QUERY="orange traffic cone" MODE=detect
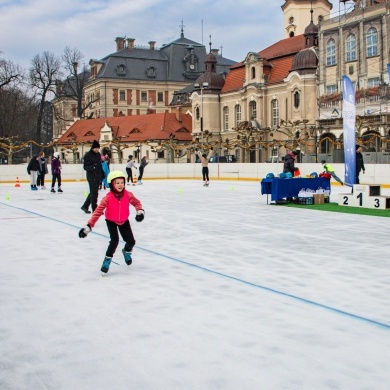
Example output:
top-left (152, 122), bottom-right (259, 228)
top-left (14, 177), bottom-right (21, 187)
top-left (133, 174), bottom-right (137, 186)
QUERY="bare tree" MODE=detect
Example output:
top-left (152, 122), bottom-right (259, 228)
top-left (60, 47), bottom-right (95, 118)
top-left (29, 51), bottom-right (61, 143)
top-left (0, 55), bottom-right (24, 89)
top-left (0, 88), bottom-right (37, 139)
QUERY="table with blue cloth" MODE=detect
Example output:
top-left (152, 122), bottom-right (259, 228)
top-left (261, 177), bottom-right (331, 203)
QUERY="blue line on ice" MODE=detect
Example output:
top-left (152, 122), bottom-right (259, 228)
top-left (2, 201), bottom-right (389, 330)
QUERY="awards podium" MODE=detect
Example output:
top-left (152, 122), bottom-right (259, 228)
top-left (338, 184), bottom-right (390, 210)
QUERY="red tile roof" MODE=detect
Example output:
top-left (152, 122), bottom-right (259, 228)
top-left (259, 35), bottom-right (305, 59)
top-left (221, 64), bottom-right (245, 93)
top-left (221, 35), bottom-right (306, 92)
top-left (57, 112), bottom-right (193, 144)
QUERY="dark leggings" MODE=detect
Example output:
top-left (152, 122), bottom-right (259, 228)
top-left (126, 167), bottom-right (133, 183)
top-left (37, 174), bottom-right (46, 186)
top-left (51, 173), bottom-right (61, 188)
top-left (105, 219), bottom-right (135, 258)
top-left (202, 167), bottom-right (209, 181)
top-left (138, 167), bottom-right (144, 181)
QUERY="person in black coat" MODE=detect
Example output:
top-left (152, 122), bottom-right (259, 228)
top-left (283, 151), bottom-right (299, 175)
top-left (81, 140), bottom-right (105, 213)
top-left (27, 155), bottom-right (40, 190)
top-left (356, 145), bottom-right (365, 184)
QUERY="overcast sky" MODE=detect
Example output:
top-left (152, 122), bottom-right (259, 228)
top-left (0, 0), bottom-right (287, 70)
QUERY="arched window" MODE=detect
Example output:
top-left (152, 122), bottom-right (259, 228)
top-left (235, 105), bottom-right (241, 127)
top-left (249, 101), bottom-right (257, 119)
top-left (345, 34), bottom-right (356, 62)
top-left (326, 39), bottom-right (336, 66)
top-left (293, 91), bottom-right (300, 109)
top-left (319, 133), bottom-right (336, 154)
top-left (251, 66), bottom-right (256, 79)
top-left (223, 107), bottom-right (229, 131)
top-left (271, 99), bottom-right (279, 128)
top-left (366, 27), bottom-right (378, 57)
top-left (195, 106), bottom-right (200, 121)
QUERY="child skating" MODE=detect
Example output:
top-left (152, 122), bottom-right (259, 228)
top-left (78, 170), bottom-right (145, 275)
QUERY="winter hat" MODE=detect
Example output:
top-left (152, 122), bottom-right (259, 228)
top-left (292, 151), bottom-right (298, 156)
top-left (356, 144), bottom-right (361, 150)
top-left (53, 152), bottom-right (60, 158)
top-left (321, 160), bottom-right (326, 164)
top-left (91, 140), bottom-right (100, 149)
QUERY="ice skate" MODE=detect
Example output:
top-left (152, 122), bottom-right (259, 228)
top-left (122, 248), bottom-right (132, 265)
top-left (101, 256), bottom-right (112, 274)
top-left (57, 187), bottom-right (63, 193)
top-left (51, 188), bottom-right (56, 193)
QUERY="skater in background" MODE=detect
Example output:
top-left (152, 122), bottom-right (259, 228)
top-left (137, 156), bottom-right (148, 184)
top-left (37, 152), bottom-right (48, 189)
top-left (283, 151), bottom-right (299, 176)
top-left (81, 140), bottom-right (104, 214)
top-left (27, 155), bottom-right (39, 190)
top-left (78, 170), bottom-right (145, 274)
top-left (126, 155), bottom-right (137, 185)
top-left (321, 160), bottom-right (343, 185)
top-left (356, 145), bottom-right (365, 184)
top-left (100, 155), bottom-right (110, 190)
top-left (196, 149), bottom-right (212, 186)
top-left (51, 152), bottom-right (63, 193)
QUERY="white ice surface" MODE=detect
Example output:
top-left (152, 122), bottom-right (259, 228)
top-left (0, 180), bottom-right (389, 390)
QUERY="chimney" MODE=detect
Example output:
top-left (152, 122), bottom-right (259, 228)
top-left (127, 38), bottom-right (135, 49)
top-left (148, 41), bottom-right (156, 50)
top-left (115, 37), bottom-right (125, 51)
top-left (176, 107), bottom-right (182, 123)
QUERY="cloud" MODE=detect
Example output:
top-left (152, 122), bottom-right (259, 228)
top-left (0, 0), bottom-right (284, 69)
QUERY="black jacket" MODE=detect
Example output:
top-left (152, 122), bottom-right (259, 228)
top-left (283, 153), bottom-right (297, 174)
top-left (356, 152), bottom-right (365, 173)
top-left (83, 149), bottom-right (105, 182)
top-left (27, 156), bottom-right (40, 174)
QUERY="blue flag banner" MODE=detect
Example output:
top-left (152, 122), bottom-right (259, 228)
top-left (342, 75), bottom-right (356, 187)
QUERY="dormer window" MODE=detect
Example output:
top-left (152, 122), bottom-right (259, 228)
top-left (146, 67), bottom-right (156, 78)
top-left (116, 64), bottom-right (126, 76)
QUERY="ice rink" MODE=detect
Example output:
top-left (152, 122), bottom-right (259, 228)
top-left (1, 179), bottom-right (389, 389)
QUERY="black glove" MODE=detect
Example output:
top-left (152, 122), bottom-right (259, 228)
top-left (79, 224), bottom-right (92, 238)
top-left (135, 209), bottom-right (145, 222)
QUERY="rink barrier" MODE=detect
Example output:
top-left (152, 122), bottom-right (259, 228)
top-left (1, 163), bottom-right (390, 187)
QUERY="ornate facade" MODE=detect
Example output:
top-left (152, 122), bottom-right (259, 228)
top-left (318, 0), bottom-right (390, 159)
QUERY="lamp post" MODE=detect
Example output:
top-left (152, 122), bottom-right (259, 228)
top-left (135, 144), bottom-right (141, 163)
top-left (380, 81), bottom-right (389, 151)
top-left (194, 82), bottom-right (209, 137)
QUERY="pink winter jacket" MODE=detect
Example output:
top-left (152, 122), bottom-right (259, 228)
top-left (88, 190), bottom-right (143, 227)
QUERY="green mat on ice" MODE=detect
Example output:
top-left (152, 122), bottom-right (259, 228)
top-left (276, 202), bottom-right (390, 218)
